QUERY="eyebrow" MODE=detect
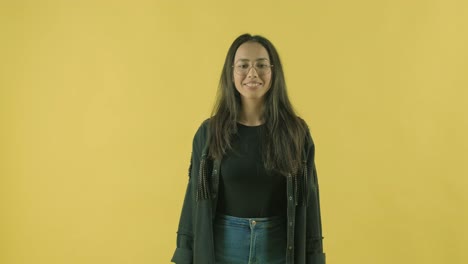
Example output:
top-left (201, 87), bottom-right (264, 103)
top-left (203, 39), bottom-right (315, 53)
top-left (236, 58), bottom-right (270, 62)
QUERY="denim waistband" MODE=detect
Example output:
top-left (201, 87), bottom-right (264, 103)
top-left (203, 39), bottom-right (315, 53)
top-left (214, 214), bottom-right (286, 229)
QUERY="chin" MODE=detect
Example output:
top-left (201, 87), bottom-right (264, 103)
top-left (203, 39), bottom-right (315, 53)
top-left (240, 93), bottom-right (267, 100)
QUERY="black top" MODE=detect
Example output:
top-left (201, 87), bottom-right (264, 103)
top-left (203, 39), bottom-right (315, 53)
top-left (217, 123), bottom-right (287, 218)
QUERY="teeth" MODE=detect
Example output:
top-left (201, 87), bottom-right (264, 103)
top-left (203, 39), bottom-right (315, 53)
top-left (245, 83), bottom-right (261, 87)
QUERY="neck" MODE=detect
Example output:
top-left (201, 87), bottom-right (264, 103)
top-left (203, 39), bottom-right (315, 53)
top-left (238, 99), bottom-right (264, 126)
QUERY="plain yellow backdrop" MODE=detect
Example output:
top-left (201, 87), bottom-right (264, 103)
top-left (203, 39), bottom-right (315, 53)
top-left (1, 0), bottom-right (467, 263)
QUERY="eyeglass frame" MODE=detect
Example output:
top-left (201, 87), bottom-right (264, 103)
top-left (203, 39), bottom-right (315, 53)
top-left (232, 59), bottom-right (274, 76)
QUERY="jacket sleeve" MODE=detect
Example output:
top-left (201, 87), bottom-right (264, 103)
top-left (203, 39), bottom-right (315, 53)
top-left (171, 165), bottom-right (194, 264)
top-left (171, 123), bottom-right (205, 264)
top-left (305, 131), bottom-right (326, 264)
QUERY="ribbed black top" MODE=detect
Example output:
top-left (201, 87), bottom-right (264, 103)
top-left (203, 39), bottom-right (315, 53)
top-left (217, 123), bottom-right (287, 218)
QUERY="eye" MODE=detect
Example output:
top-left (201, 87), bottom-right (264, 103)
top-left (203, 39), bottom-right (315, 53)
top-left (238, 63), bottom-right (249, 69)
top-left (257, 63), bottom-right (268, 69)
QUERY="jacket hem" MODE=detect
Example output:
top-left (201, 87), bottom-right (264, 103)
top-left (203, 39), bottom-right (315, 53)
top-left (171, 247), bottom-right (193, 264)
top-left (306, 252), bottom-right (326, 264)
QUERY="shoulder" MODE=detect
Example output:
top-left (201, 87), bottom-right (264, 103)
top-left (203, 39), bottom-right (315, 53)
top-left (192, 118), bottom-right (212, 154)
top-left (296, 116), bottom-right (315, 147)
top-left (296, 117), bottom-right (315, 163)
top-left (194, 118), bottom-right (211, 140)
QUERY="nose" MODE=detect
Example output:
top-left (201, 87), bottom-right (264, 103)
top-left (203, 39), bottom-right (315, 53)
top-left (247, 66), bottom-right (259, 78)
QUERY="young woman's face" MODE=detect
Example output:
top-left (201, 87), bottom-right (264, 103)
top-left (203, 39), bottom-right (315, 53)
top-left (233, 42), bottom-right (272, 101)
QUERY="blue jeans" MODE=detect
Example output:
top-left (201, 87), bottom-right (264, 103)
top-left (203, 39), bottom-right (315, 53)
top-left (213, 214), bottom-right (287, 264)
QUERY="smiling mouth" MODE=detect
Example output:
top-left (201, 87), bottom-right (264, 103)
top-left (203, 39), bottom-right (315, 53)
top-left (244, 82), bottom-right (262, 87)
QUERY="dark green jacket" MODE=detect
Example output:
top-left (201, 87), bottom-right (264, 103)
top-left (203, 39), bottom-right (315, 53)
top-left (171, 119), bottom-right (326, 264)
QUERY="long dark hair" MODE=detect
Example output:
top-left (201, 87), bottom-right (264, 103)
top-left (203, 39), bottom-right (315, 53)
top-left (209, 33), bottom-right (308, 176)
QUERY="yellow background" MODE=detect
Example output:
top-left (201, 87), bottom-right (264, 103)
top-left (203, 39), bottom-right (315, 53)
top-left (1, 0), bottom-right (467, 263)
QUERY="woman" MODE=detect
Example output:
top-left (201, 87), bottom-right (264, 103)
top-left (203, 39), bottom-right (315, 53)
top-left (171, 34), bottom-right (326, 264)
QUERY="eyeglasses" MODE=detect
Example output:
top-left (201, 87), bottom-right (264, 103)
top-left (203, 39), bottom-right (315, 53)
top-left (232, 60), bottom-right (273, 76)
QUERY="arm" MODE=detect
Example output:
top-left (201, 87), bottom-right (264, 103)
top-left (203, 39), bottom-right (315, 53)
top-left (171, 123), bottom-right (206, 264)
top-left (306, 131), bottom-right (326, 263)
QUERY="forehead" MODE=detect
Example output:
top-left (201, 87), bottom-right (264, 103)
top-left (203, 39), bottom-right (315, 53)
top-left (234, 42), bottom-right (270, 61)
